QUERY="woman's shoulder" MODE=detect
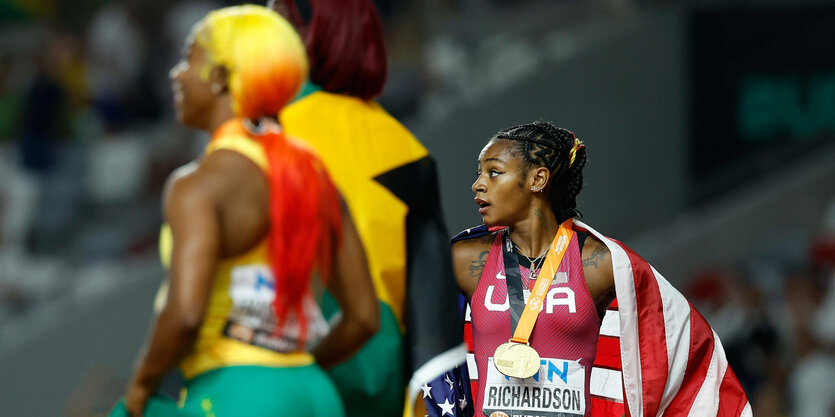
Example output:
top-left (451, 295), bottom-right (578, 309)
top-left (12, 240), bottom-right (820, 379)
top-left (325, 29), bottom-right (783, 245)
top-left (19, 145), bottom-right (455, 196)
top-left (451, 227), bottom-right (499, 296)
top-left (451, 226), bottom-right (498, 260)
top-left (207, 132), bottom-right (268, 171)
top-left (162, 161), bottom-right (198, 204)
top-left (163, 150), bottom-right (263, 209)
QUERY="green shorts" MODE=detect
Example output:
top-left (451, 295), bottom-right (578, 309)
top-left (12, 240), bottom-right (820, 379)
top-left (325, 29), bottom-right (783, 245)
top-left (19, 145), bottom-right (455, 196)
top-left (110, 365), bottom-right (345, 417)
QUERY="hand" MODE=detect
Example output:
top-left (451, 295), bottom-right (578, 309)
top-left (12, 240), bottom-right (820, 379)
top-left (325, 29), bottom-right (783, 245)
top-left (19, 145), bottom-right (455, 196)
top-left (124, 382), bottom-right (152, 417)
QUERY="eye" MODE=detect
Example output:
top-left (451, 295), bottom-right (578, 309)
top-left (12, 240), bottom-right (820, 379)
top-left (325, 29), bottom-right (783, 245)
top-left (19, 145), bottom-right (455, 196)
top-left (489, 169), bottom-right (502, 177)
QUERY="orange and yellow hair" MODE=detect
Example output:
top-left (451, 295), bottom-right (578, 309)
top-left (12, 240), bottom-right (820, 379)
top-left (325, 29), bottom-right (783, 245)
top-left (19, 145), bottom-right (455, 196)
top-left (194, 5), bottom-right (340, 344)
top-left (194, 4), bottom-right (308, 118)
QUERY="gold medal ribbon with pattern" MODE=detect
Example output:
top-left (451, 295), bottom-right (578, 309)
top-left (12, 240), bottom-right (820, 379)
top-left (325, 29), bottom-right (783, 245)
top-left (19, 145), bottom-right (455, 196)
top-left (493, 219), bottom-right (575, 378)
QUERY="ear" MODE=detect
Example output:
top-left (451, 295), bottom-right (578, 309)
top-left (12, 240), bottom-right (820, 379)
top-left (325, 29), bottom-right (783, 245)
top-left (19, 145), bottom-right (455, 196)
top-left (529, 166), bottom-right (550, 193)
top-left (208, 65), bottom-right (229, 95)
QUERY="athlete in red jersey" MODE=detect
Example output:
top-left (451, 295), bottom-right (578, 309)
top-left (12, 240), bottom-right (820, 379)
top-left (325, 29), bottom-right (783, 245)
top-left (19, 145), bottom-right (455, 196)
top-left (471, 226), bottom-right (602, 417)
top-left (452, 122), bottom-right (615, 417)
top-left (452, 122), bottom-right (752, 417)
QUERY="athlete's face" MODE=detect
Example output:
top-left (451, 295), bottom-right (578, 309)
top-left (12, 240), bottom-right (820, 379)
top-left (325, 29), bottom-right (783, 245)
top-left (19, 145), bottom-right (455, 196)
top-left (170, 37), bottom-right (216, 130)
top-left (472, 139), bottom-right (536, 227)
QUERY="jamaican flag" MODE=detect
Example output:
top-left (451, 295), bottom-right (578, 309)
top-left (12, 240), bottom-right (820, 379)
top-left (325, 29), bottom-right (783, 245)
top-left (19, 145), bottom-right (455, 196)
top-left (281, 88), bottom-right (466, 417)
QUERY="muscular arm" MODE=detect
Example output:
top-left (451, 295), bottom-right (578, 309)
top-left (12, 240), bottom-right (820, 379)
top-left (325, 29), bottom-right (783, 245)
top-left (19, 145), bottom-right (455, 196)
top-left (581, 237), bottom-right (616, 317)
top-left (125, 168), bottom-right (222, 415)
top-left (312, 200), bottom-right (379, 370)
top-left (451, 234), bottom-right (493, 301)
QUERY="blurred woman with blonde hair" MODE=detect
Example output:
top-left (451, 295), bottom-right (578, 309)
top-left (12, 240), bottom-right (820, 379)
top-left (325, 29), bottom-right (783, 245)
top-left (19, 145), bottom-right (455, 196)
top-left (111, 5), bottom-right (378, 416)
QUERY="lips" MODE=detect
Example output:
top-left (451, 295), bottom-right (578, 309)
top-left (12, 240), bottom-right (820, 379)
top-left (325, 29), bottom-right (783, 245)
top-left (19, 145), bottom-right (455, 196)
top-left (475, 198), bottom-right (490, 214)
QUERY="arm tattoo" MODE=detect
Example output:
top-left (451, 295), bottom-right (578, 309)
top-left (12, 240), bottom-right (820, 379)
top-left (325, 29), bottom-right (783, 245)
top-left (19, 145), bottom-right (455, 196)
top-left (469, 251), bottom-right (489, 279)
top-left (582, 246), bottom-right (608, 268)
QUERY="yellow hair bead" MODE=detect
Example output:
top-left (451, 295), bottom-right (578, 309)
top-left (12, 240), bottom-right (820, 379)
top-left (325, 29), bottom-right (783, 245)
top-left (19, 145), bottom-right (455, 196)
top-left (568, 137), bottom-right (584, 167)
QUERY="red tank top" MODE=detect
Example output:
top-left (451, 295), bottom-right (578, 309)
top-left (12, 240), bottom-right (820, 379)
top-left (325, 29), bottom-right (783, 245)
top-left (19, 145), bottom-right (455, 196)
top-left (470, 229), bottom-right (601, 417)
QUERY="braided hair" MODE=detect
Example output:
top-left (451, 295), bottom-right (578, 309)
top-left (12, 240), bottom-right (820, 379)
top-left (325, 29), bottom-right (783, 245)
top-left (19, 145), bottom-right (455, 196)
top-left (494, 121), bottom-right (587, 223)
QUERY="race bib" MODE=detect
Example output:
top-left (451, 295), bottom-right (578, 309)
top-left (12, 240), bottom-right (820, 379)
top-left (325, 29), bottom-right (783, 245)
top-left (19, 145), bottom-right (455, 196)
top-left (224, 264), bottom-right (328, 351)
top-left (483, 357), bottom-right (586, 417)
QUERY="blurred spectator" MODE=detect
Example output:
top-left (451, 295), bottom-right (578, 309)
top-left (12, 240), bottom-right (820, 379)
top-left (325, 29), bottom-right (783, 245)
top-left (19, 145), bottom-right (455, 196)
top-left (85, 0), bottom-right (147, 129)
top-left (19, 36), bottom-right (69, 172)
top-left (783, 268), bottom-right (833, 417)
top-left (0, 55), bottom-right (22, 142)
top-left (686, 266), bottom-right (785, 412)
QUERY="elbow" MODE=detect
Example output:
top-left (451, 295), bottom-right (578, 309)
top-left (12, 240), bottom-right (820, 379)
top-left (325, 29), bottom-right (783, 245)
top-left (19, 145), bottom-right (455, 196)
top-left (180, 313), bottom-right (203, 336)
top-left (162, 304), bottom-right (204, 338)
top-left (354, 303), bottom-right (380, 342)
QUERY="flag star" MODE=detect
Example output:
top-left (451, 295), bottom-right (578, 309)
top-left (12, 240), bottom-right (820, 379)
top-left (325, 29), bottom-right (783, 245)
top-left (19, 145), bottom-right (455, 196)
top-left (458, 396), bottom-right (468, 410)
top-left (421, 382), bottom-right (432, 399)
top-left (437, 398), bottom-right (455, 416)
top-left (444, 374), bottom-right (454, 390)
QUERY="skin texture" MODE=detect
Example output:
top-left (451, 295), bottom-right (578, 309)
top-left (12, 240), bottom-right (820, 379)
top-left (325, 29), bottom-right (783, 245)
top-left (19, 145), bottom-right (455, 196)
top-left (123, 36), bottom-right (378, 417)
top-left (452, 138), bottom-right (616, 317)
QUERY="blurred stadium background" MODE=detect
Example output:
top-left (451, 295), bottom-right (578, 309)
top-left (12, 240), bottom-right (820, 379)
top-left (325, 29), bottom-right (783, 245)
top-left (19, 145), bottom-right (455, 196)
top-left (0, 0), bottom-right (833, 415)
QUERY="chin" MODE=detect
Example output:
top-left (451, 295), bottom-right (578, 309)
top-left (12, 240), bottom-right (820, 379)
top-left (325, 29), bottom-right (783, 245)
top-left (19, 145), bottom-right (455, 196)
top-left (178, 113), bottom-right (204, 130)
top-left (481, 215), bottom-right (501, 228)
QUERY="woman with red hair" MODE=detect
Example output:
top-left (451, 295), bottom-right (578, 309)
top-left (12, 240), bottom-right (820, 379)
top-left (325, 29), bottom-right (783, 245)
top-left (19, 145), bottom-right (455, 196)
top-left (268, 1), bottom-right (466, 417)
top-left (112, 5), bottom-right (378, 416)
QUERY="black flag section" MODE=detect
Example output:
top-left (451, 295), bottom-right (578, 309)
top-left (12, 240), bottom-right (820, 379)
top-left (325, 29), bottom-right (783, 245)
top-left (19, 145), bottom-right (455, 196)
top-left (374, 156), bottom-right (464, 379)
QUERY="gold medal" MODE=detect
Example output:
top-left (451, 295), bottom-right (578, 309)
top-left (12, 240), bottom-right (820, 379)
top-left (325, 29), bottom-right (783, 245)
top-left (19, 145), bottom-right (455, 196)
top-left (494, 220), bottom-right (574, 379)
top-left (493, 341), bottom-right (541, 379)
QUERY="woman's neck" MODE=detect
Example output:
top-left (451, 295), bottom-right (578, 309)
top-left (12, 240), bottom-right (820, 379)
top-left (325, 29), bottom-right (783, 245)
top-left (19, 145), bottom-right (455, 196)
top-left (508, 206), bottom-right (559, 258)
top-left (205, 96), bottom-right (235, 133)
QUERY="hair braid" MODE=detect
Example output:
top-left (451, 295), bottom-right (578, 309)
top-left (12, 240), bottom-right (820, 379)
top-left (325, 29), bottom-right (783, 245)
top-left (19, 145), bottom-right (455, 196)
top-left (493, 121), bottom-right (586, 223)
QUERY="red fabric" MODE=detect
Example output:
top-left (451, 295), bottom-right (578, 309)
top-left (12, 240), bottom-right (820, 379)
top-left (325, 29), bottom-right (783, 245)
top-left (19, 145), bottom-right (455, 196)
top-left (463, 321), bottom-right (474, 351)
top-left (623, 245), bottom-right (669, 417)
top-left (660, 307), bottom-right (715, 416)
top-left (716, 367), bottom-right (750, 417)
top-left (593, 336), bottom-right (621, 370)
top-left (590, 397), bottom-right (625, 417)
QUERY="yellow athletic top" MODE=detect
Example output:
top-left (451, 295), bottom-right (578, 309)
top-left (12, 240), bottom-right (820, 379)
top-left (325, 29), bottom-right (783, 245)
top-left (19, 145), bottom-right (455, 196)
top-left (159, 123), bottom-right (324, 380)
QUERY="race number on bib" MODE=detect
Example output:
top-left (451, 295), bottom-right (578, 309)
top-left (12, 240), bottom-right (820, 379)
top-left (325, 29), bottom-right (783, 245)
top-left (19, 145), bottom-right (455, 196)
top-left (483, 357), bottom-right (586, 417)
top-left (224, 264), bottom-right (328, 351)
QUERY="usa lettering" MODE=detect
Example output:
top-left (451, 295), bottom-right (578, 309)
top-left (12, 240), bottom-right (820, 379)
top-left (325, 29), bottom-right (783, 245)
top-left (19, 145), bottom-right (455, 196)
top-left (485, 286), bottom-right (576, 313)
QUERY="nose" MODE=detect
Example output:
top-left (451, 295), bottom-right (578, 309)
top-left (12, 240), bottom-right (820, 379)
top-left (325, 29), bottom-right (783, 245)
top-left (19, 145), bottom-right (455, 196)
top-left (472, 174), bottom-right (486, 194)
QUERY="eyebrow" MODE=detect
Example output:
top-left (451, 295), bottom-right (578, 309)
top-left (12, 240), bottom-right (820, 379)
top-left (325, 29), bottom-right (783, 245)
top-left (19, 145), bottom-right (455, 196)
top-left (480, 157), bottom-right (504, 164)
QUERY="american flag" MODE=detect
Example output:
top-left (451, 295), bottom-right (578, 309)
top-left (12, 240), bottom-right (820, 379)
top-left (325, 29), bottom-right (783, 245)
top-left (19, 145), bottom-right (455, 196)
top-left (458, 220), bottom-right (751, 417)
top-left (421, 364), bottom-right (475, 417)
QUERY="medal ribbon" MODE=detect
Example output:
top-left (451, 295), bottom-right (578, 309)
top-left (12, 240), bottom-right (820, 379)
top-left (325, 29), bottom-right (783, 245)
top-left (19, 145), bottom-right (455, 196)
top-left (505, 219), bottom-right (574, 345)
top-left (501, 232), bottom-right (526, 334)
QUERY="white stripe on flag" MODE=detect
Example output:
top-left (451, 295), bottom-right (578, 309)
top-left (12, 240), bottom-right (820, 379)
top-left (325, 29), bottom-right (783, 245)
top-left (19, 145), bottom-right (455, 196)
top-left (740, 401), bottom-right (753, 417)
top-left (590, 367), bottom-right (624, 401)
top-left (687, 331), bottom-right (727, 417)
top-left (466, 353), bottom-right (478, 379)
top-left (574, 220), bottom-right (644, 417)
top-left (654, 265), bottom-right (692, 416)
top-left (600, 310), bottom-right (620, 337)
